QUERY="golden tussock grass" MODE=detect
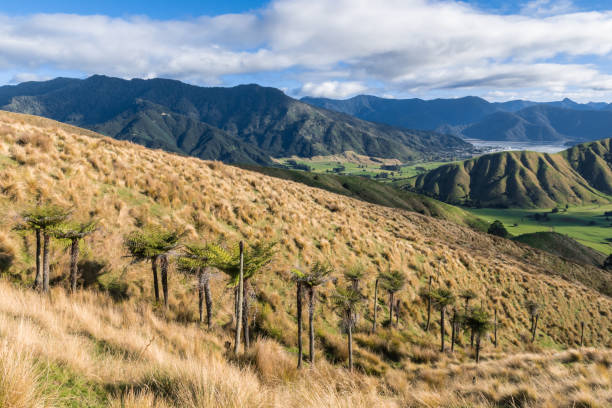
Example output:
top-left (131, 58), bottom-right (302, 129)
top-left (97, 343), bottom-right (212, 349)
top-left (0, 111), bottom-right (611, 406)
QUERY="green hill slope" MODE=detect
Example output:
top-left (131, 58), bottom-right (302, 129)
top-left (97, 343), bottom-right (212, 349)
top-left (407, 139), bottom-right (612, 208)
top-left (512, 232), bottom-right (606, 267)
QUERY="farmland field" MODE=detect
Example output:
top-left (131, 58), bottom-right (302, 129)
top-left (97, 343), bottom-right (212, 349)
top-left (276, 156), bottom-right (451, 182)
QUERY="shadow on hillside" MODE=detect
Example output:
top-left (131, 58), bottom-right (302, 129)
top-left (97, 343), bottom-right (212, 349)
top-left (78, 260), bottom-right (107, 288)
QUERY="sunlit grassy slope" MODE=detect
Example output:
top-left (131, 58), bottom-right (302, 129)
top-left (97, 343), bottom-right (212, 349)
top-left (468, 204), bottom-right (612, 254)
top-left (1, 110), bottom-right (612, 407)
top-left (239, 164), bottom-right (487, 231)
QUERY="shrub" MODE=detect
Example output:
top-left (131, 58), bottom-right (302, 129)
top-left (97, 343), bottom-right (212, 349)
top-left (488, 220), bottom-right (509, 238)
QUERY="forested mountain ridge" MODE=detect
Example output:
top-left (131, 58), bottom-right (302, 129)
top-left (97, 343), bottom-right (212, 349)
top-left (303, 95), bottom-right (612, 143)
top-left (0, 75), bottom-right (472, 165)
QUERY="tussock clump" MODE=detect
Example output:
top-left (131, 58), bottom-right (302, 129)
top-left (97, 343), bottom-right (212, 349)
top-left (0, 340), bottom-right (51, 408)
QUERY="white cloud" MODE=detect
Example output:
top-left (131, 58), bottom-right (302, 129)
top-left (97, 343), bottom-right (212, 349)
top-left (8, 72), bottom-right (52, 84)
top-left (1, 0), bottom-right (612, 101)
top-left (521, 0), bottom-right (576, 17)
top-left (300, 81), bottom-right (368, 98)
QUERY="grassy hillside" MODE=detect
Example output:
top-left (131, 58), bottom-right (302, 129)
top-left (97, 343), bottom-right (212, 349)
top-left (467, 204), bottom-right (612, 254)
top-left (408, 146), bottom-right (612, 208)
top-left (2, 111), bottom-right (612, 406)
top-left (239, 164), bottom-right (488, 230)
top-left (5, 281), bottom-right (612, 408)
top-left (512, 232), bottom-right (606, 268)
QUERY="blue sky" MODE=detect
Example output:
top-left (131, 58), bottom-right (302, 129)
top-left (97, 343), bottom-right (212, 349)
top-left (2, 0), bottom-right (612, 101)
top-left (3, 0), bottom-right (611, 18)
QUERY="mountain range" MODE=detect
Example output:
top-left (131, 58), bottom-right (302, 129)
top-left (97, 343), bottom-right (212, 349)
top-left (0, 75), bottom-right (471, 165)
top-left (406, 138), bottom-right (612, 208)
top-left (303, 95), bottom-right (612, 143)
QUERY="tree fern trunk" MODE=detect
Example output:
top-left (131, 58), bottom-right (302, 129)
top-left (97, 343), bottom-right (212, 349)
top-left (160, 255), bottom-right (169, 308)
top-left (348, 319), bottom-right (353, 372)
top-left (297, 281), bottom-right (303, 369)
top-left (532, 315), bottom-right (538, 343)
top-left (372, 278), bottom-right (378, 334)
top-left (389, 292), bottom-right (394, 325)
top-left (395, 299), bottom-right (400, 326)
top-left (494, 308), bottom-right (498, 348)
top-left (42, 231), bottom-right (50, 293)
top-left (440, 307), bottom-right (445, 352)
top-left (34, 229), bottom-right (42, 290)
top-left (308, 286), bottom-right (315, 365)
top-left (198, 268), bottom-right (204, 324)
top-left (234, 241), bottom-right (244, 355)
top-left (151, 256), bottom-right (160, 302)
top-left (243, 280), bottom-right (250, 351)
top-left (451, 309), bottom-right (456, 352)
top-left (426, 276), bottom-right (432, 331)
top-left (69, 238), bottom-right (79, 292)
top-left (203, 269), bottom-right (212, 330)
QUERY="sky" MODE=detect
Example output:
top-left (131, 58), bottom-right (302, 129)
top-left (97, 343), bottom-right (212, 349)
top-left (2, 0), bottom-right (612, 102)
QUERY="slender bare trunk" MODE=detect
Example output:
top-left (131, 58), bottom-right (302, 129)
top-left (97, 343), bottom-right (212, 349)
top-left (532, 315), bottom-right (538, 343)
top-left (395, 299), bottom-right (400, 326)
top-left (494, 308), bottom-right (498, 348)
top-left (42, 231), bottom-right (50, 293)
top-left (451, 308), bottom-right (456, 352)
top-left (348, 319), bottom-right (353, 372)
top-left (151, 256), bottom-right (160, 302)
top-left (440, 307), bottom-right (445, 352)
top-left (203, 270), bottom-right (212, 330)
top-left (426, 276), bottom-right (432, 331)
top-left (160, 255), bottom-right (169, 308)
top-left (308, 286), bottom-right (315, 365)
top-left (471, 327), bottom-right (475, 348)
top-left (243, 280), bottom-right (250, 352)
top-left (580, 322), bottom-right (584, 347)
top-left (69, 238), bottom-right (79, 292)
top-left (389, 292), bottom-right (394, 325)
top-left (34, 229), bottom-right (42, 290)
top-left (198, 268), bottom-right (204, 323)
top-left (234, 241), bottom-right (244, 354)
top-left (372, 278), bottom-right (378, 334)
top-left (476, 333), bottom-right (481, 363)
top-left (297, 281), bottom-right (303, 369)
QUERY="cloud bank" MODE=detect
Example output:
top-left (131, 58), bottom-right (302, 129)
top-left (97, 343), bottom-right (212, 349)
top-left (2, 0), bottom-right (612, 100)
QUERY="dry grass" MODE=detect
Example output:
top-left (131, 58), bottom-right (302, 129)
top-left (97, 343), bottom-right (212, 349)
top-left (0, 110), bottom-right (611, 406)
top-left (0, 280), bottom-right (611, 407)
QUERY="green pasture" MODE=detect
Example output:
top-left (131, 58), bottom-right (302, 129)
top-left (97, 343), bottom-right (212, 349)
top-left (467, 204), bottom-right (612, 254)
top-left (277, 158), bottom-right (450, 182)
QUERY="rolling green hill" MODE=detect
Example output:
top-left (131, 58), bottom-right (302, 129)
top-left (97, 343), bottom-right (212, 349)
top-left (512, 232), bottom-right (606, 267)
top-left (0, 75), bottom-right (473, 165)
top-left (407, 139), bottom-right (612, 208)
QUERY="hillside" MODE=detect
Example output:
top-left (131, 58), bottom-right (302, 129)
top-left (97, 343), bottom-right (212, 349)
top-left (2, 111), bottom-right (612, 406)
top-left (407, 140), bottom-right (612, 208)
top-left (0, 76), bottom-right (472, 165)
top-left (238, 165), bottom-right (488, 230)
top-left (303, 95), bottom-right (612, 143)
top-left (512, 232), bottom-right (606, 268)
